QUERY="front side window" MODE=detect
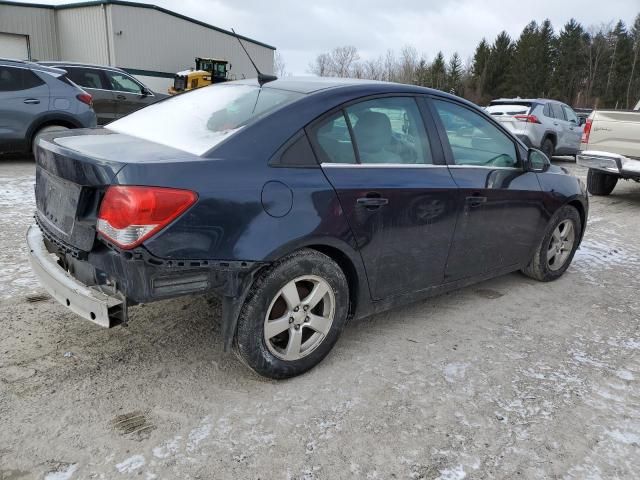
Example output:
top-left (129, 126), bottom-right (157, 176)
top-left (107, 84), bottom-right (303, 155)
top-left (0, 67), bottom-right (44, 92)
top-left (562, 106), bottom-right (578, 124)
top-left (345, 97), bottom-right (432, 164)
top-left (551, 103), bottom-right (565, 120)
top-left (106, 72), bottom-right (143, 94)
top-left (433, 99), bottom-right (519, 168)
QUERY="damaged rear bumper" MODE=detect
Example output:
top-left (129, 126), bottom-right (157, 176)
top-left (27, 225), bottom-right (126, 328)
top-left (27, 223), bottom-right (265, 349)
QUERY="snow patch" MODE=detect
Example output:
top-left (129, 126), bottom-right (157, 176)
top-left (187, 416), bottom-right (213, 452)
top-left (437, 465), bottom-right (466, 480)
top-left (443, 363), bottom-right (468, 383)
top-left (607, 429), bottom-right (640, 445)
top-left (115, 455), bottom-right (145, 473)
top-left (616, 369), bottom-right (634, 381)
top-left (44, 464), bottom-right (78, 480)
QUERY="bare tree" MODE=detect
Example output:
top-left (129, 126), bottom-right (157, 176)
top-left (308, 53), bottom-right (332, 76)
top-left (398, 45), bottom-right (419, 84)
top-left (384, 49), bottom-right (398, 82)
top-left (330, 46), bottom-right (360, 77)
top-left (273, 51), bottom-right (288, 77)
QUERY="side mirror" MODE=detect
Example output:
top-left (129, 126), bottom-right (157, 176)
top-left (141, 87), bottom-right (152, 97)
top-left (528, 148), bottom-right (550, 172)
top-left (578, 117), bottom-right (586, 126)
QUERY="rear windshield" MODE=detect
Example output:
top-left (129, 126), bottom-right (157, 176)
top-left (106, 84), bottom-right (303, 155)
top-left (486, 104), bottom-right (531, 116)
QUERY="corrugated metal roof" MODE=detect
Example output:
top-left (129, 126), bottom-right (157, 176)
top-left (0, 0), bottom-right (276, 50)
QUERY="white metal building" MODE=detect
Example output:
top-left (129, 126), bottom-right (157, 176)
top-left (0, 0), bottom-right (276, 91)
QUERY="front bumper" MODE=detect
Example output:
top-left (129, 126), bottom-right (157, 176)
top-left (577, 151), bottom-right (640, 178)
top-left (27, 225), bottom-right (126, 328)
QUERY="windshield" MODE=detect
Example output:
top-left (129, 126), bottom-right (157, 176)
top-left (106, 84), bottom-right (303, 155)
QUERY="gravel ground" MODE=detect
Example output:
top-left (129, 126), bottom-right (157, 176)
top-left (0, 158), bottom-right (639, 480)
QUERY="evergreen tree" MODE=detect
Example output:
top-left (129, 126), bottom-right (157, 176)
top-left (629, 14), bottom-right (640, 107)
top-left (447, 53), bottom-right (463, 94)
top-left (509, 21), bottom-right (541, 97)
top-left (605, 21), bottom-right (634, 108)
top-left (431, 51), bottom-right (447, 90)
top-left (470, 38), bottom-right (491, 102)
top-left (485, 31), bottom-right (514, 98)
top-left (551, 19), bottom-right (587, 104)
top-left (537, 19), bottom-right (556, 96)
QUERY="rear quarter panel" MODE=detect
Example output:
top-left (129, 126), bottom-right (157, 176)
top-left (582, 110), bottom-right (640, 158)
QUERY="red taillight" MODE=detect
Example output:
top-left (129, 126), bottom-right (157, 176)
top-left (581, 118), bottom-right (592, 144)
top-left (97, 186), bottom-right (197, 249)
top-left (514, 114), bottom-right (540, 124)
top-left (77, 93), bottom-right (93, 107)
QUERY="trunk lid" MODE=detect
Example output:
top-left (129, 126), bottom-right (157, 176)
top-left (34, 129), bottom-right (197, 252)
top-left (486, 103), bottom-right (532, 133)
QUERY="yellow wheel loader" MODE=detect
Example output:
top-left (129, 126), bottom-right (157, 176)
top-left (168, 57), bottom-right (231, 95)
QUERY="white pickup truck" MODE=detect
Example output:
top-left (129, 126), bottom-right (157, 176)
top-left (577, 101), bottom-right (640, 195)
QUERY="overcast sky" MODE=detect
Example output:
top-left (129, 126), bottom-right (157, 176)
top-left (20, 0), bottom-right (640, 74)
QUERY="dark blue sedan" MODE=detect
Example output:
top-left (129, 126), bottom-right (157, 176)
top-left (28, 77), bottom-right (588, 378)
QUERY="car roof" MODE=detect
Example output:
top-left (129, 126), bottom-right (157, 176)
top-left (491, 98), bottom-right (561, 104)
top-left (0, 58), bottom-right (68, 76)
top-left (230, 76), bottom-right (466, 100)
top-left (38, 61), bottom-right (126, 74)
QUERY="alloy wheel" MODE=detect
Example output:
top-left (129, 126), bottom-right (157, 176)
top-left (547, 220), bottom-right (575, 271)
top-left (263, 275), bottom-right (335, 361)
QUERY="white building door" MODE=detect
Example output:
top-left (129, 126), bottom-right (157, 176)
top-left (0, 33), bottom-right (29, 60)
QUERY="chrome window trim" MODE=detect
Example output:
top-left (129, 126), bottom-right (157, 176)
top-left (447, 165), bottom-right (522, 171)
top-left (322, 163), bottom-right (446, 168)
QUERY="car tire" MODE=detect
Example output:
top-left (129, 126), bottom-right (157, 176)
top-left (586, 169), bottom-right (618, 196)
top-left (541, 137), bottom-right (554, 159)
top-left (32, 125), bottom-right (69, 158)
top-left (233, 248), bottom-right (349, 379)
top-left (521, 205), bottom-right (581, 282)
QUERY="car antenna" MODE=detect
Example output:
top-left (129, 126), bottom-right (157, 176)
top-left (231, 28), bottom-right (277, 87)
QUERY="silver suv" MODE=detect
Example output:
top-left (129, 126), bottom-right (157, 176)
top-left (486, 98), bottom-right (582, 158)
top-left (0, 58), bottom-right (96, 155)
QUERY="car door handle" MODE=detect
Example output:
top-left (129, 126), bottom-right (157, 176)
top-left (465, 195), bottom-right (487, 207)
top-left (116, 94), bottom-right (126, 100)
top-left (23, 98), bottom-right (40, 104)
top-left (357, 195), bottom-right (389, 209)
top-left (553, 122), bottom-right (559, 126)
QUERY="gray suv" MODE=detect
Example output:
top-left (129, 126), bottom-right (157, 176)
top-left (39, 62), bottom-right (166, 125)
top-left (0, 58), bottom-right (96, 155)
top-left (486, 98), bottom-right (583, 158)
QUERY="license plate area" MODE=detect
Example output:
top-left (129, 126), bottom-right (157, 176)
top-left (36, 167), bottom-right (82, 235)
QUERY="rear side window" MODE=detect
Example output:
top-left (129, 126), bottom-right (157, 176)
top-left (0, 67), bottom-right (44, 92)
top-left (309, 111), bottom-right (357, 164)
top-left (551, 103), bottom-right (565, 120)
top-left (65, 68), bottom-right (107, 90)
top-left (107, 84), bottom-right (303, 155)
top-left (562, 106), bottom-right (579, 124)
top-left (345, 97), bottom-right (433, 164)
top-left (433, 99), bottom-right (519, 168)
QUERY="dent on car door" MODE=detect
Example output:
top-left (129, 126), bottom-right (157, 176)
top-left (104, 71), bottom-right (152, 118)
top-left (65, 67), bottom-right (116, 125)
top-left (0, 66), bottom-right (48, 150)
top-left (429, 98), bottom-right (545, 281)
top-left (309, 96), bottom-right (459, 300)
